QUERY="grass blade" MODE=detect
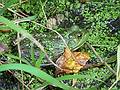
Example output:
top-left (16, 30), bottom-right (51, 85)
top-left (14, 16), bottom-right (36, 23)
top-left (117, 44), bottom-right (120, 80)
top-left (0, 63), bottom-right (79, 90)
top-left (35, 51), bottom-right (45, 68)
top-left (5, 54), bottom-right (31, 65)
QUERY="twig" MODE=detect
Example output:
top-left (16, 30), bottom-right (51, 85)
top-left (8, 8), bottom-right (25, 17)
top-left (17, 33), bottom-right (22, 58)
top-left (15, 10), bottom-right (24, 89)
top-left (86, 42), bottom-right (116, 75)
top-left (92, 44), bottom-right (109, 47)
top-left (26, 78), bottom-right (34, 87)
top-left (17, 10), bottom-right (29, 17)
top-left (13, 36), bottom-right (25, 45)
top-left (108, 80), bottom-right (118, 90)
top-left (14, 19), bottom-right (31, 23)
top-left (17, 31), bottom-right (24, 90)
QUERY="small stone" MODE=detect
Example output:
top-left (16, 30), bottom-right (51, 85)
top-left (0, 43), bottom-right (8, 53)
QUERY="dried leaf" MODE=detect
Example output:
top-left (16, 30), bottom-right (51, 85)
top-left (0, 30), bottom-right (11, 33)
top-left (56, 48), bottom-right (90, 74)
top-left (0, 22), bottom-right (11, 33)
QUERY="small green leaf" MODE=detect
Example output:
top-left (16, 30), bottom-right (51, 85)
top-left (5, 54), bottom-right (31, 65)
top-left (73, 32), bottom-right (89, 50)
top-left (35, 51), bottom-right (45, 68)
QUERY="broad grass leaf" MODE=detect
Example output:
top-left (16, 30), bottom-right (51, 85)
top-left (0, 64), bottom-right (79, 90)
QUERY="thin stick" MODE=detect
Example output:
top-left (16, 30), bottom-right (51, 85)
top-left (17, 32), bottom-right (24, 90)
top-left (86, 42), bottom-right (116, 75)
top-left (26, 78), bottom-right (34, 87)
top-left (108, 80), bottom-right (118, 90)
top-left (15, 12), bottom-right (24, 89)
